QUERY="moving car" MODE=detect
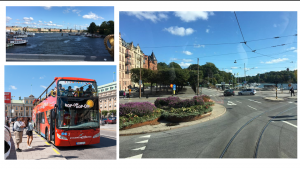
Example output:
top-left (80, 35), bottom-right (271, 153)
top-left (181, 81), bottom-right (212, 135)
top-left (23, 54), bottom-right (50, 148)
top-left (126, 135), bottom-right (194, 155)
top-left (238, 89), bottom-right (256, 95)
top-left (104, 117), bottom-right (116, 124)
top-left (135, 87), bottom-right (144, 92)
top-left (224, 89), bottom-right (235, 96)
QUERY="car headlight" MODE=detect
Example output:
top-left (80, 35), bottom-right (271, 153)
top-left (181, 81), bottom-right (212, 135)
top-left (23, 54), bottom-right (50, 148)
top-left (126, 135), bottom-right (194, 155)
top-left (57, 133), bottom-right (68, 140)
top-left (93, 132), bottom-right (100, 138)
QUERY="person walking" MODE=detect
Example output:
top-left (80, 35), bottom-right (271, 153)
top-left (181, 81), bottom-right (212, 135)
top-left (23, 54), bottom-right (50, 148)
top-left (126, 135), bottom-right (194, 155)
top-left (290, 87), bottom-right (294, 97)
top-left (26, 118), bottom-right (34, 149)
top-left (14, 117), bottom-right (25, 152)
top-left (123, 91), bottom-right (126, 99)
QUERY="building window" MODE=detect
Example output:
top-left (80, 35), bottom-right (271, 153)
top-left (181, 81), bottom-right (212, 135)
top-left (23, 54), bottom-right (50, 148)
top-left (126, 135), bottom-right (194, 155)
top-left (21, 107), bottom-right (23, 110)
top-left (26, 107), bottom-right (28, 110)
top-left (26, 101), bottom-right (28, 104)
top-left (16, 107), bottom-right (18, 110)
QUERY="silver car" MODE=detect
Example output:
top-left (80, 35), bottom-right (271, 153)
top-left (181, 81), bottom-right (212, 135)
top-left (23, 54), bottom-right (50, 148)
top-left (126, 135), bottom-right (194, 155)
top-left (238, 89), bottom-right (256, 95)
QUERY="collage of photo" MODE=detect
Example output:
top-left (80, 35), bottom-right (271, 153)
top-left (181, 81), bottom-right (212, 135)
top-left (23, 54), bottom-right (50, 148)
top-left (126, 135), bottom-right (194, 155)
top-left (3, 2), bottom-right (298, 168)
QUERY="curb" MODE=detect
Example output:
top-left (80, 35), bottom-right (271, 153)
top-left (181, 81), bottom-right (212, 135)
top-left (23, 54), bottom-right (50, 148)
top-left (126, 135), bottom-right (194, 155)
top-left (263, 97), bottom-right (285, 102)
top-left (120, 104), bottom-right (227, 136)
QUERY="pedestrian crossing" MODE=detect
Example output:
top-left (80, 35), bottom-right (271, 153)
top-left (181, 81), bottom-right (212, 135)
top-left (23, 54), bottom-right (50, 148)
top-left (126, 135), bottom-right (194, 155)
top-left (125, 135), bottom-right (151, 159)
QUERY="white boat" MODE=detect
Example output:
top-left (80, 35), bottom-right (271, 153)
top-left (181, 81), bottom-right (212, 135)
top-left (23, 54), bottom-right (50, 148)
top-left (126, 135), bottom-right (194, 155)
top-left (7, 38), bottom-right (28, 45)
top-left (27, 32), bottom-right (35, 37)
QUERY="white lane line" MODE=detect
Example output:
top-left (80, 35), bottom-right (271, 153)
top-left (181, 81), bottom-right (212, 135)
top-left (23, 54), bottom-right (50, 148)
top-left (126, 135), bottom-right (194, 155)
top-left (247, 105), bottom-right (257, 110)
top-left (248, 99), bottom-right (254, 101)
top-left (136, 140), bottom-right (148, 144)
top-left (236, 101), bottom-right (242, 103)
top-left (132, 146), bottom-right (146, 151)
top-left (253, 101), bottom-right (262, 104)
top-left (126, 154), bottom-right (143, 159)
top-left (282, 121), bottom-right (297, 128)
top-left (140, 135), bottom-right (151, 138)
top-left (288, 102), bottom-right (293, 103)
top-left (227, 101), bottom-right (236, 105)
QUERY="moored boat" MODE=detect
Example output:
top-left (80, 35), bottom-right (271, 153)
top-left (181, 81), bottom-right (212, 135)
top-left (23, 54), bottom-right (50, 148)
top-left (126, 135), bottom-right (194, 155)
top-left (7, 38), bottom-right (28, 45)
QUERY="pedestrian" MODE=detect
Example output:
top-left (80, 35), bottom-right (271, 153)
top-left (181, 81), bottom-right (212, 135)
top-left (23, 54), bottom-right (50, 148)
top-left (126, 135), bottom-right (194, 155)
top-left (123, 91), bottom-right (126, 99)
top-left (292, 87), bottom-right (295, 96)
top-left (13, 117), bottom-right (25, 152)
top-left (26, 118), bottom-right (34, 149)
top-left (290, 87), bottom-right (294, 97)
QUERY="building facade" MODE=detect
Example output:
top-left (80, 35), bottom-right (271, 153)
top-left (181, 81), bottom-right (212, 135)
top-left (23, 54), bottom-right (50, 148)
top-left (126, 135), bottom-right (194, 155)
top-left (98, 82), bottom-right (117, 113)
top-left (49, 28), bottom-right (60, 32)
top-left (143, 52), bottom-right (158, 70)
top-left (5, 95), bottom-right (36, 118)
top-left (119, 33), bottom-right (146, 90)
top-left (38, 28), bottom-right (49, 32)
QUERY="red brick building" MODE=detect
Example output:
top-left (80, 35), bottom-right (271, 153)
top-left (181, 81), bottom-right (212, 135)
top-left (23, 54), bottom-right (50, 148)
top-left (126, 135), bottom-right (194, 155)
top-left (143, 51), bottom-right (158, 70)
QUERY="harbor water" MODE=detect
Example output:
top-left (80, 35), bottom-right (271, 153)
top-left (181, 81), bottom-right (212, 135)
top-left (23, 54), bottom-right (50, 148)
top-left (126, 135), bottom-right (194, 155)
top-left (6, 33), bottom-right (111, 57)
top-left (238, 83), bottom-right (297, 90)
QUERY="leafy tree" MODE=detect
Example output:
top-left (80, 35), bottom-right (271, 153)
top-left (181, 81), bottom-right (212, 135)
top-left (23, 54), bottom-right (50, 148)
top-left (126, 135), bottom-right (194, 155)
top-left (157, 62), bottom-right (168, 70)
top-left (169, 62), bottom-right (182, 69)
top-left (109, 110), bottom-right (116, 116)
top-left (88, 22), bottom-right (97, 34)
top-left (101, 110), bottom-right (109, 117)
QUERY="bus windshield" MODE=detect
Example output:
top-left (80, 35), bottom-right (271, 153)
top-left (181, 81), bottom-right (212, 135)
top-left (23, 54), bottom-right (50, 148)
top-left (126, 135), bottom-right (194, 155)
top-left (57, 80), bottom-right (97, 97)
top-left (57, 97), bottom-right (99, 130)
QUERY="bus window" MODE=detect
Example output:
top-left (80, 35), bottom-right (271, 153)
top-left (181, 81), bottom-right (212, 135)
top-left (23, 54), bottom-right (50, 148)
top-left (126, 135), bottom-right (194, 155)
top-left (46, 110), bottom-right (51, 124)
top-left (42, 113), bottom-right (45, 124)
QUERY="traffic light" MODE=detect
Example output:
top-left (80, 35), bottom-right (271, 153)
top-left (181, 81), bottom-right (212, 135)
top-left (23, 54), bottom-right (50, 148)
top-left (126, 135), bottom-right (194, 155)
top-left (170, 84), bottom-right (173, 88)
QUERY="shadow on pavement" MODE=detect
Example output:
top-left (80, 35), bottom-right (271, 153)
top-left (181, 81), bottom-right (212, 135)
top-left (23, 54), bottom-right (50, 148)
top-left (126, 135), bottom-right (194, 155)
top-left (56, 137), bottom-right (116, 152)
top-left (36, 155), bottom-right (65, 160)
top-left (64, 156), bottom-right (79, 160)
top-left (272, 118), bottom-right (297, 121)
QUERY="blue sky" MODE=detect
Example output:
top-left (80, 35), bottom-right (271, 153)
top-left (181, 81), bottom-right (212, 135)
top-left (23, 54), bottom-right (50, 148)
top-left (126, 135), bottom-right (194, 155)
top-left (120, 11), bottom-right (297, 77)
top-left (5, 66), bottom-right (116, 99)
top-left (6, 6), bottom-right (114, 30)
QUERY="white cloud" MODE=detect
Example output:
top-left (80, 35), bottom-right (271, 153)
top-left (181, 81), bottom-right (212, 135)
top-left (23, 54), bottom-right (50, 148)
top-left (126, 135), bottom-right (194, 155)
top-left (125, 11), bottom-right (168, 23)
top-left (44, 6), bottom-right (51, 10)
top-left (40, 85), bottom-right (47, 89)
top-left (225, 69), bottom-right (233, 73)
top-left (49, 21), bottom-right (52, 23)
top-left (38, 20), bottom-right (42, 23)
top-left (179, 62), bottom-right (192, 68)
top-left (16, 19), bottom-right (19, 21)
top-left (6, 16), bottom-right (12, 23)
top-left (206, 29), bottom-right (210, 33)
top-left (174, 11), bottom-right (214, 22)
top-left (294, 50), bottom-right (297, 53)
top-left (194, 44), bottom-right (205, 48)
top-left (64, 8), bottom-right (71, 13)
top-left (288, 47), bottom-right (296, 50)
top-left (39, 76), bottom-right (45, 79)
top-left (265, 58), bottom-right (289, 64)
top-left (163, 26), bottom-right (194, 36)
top-left (182, 51), bottom-right (193, 55)
top-left (72, 9), bottom-right (81, 16)
top-left (82, 12), bottom-right (104, 20)
top-left (182, 59), bottom-right (193, 62)
top-left (9, 85), bottom-right (17, 90)
top-left (23, 17), bottom-right (34, 22)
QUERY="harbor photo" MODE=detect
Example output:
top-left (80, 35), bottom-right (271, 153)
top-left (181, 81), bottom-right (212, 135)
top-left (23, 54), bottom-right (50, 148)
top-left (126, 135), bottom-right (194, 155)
top-left (6, 6), bottom-right (114, 61)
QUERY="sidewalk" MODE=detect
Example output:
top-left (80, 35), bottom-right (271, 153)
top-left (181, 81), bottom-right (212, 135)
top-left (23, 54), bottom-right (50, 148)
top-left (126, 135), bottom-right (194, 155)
top-left (6, 125), bottom-right (66, 160)
top-left (120, 104), bottom-right (226, 136)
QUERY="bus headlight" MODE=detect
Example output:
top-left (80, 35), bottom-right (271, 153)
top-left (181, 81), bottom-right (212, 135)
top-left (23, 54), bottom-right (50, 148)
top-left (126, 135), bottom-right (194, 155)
top-left (93, 132), bottom-right (100, 138)
top-left (57, 133), bottom-right (68, 140)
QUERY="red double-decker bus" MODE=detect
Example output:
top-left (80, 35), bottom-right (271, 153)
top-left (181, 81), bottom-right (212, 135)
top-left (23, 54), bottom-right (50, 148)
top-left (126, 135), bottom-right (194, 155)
top-left (32, 77), bottom-right (100, 146)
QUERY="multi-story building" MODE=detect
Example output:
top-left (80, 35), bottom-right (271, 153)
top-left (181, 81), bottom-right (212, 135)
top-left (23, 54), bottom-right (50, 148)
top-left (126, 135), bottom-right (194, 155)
top-left (38, 28), bottom-right (49, 32)
top-left (144, 52), bottom-right (158, 70)
top-left (119, 33), bottom-right (146, 90)
top-left (49, 28), bottom-right (60, 32)
top-left (6, 26), bottom-right (22, 32)
top-left (23, 27), bottom-right (38, 32)
top-left (5, 95), bottom-right (36, 118)
top-left (98, 82), bottom-right (117, 114)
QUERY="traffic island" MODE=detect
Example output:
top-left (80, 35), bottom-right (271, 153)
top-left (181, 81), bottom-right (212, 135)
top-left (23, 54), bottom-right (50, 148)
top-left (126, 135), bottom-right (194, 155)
top-left (120, 95), bottom-right (226, 136)
top-left (263, 97), bottom-right (285, 102)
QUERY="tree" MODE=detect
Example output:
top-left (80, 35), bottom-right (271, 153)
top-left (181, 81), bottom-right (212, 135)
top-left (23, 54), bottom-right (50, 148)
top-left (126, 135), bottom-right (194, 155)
top-left (169, 62), bottom-right (182, 69)
top-left (88, 22), bottom-right (97, 34)
top-left (157, 62), bottom-right (168, 70)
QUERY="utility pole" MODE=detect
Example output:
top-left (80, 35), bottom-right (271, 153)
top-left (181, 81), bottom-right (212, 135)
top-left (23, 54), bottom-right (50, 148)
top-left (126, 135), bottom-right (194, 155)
top-left (197, 58), bottom-right (199, 95)
top-left (139, 55), bottom-right (142, 98)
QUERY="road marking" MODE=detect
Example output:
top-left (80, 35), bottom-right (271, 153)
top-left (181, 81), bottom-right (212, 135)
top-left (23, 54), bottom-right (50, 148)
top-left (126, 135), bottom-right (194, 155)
top-left (282, 121), bottom-right (297, 128)
top-left (126, 154), bottom-right (143, 159)
top-left (132, 146), bottom-right (146, 150)
top-left (236, 101), bottom-right (242, 103)
top-left (45, 142), bottom-right (50, 145)
top-left (52, 148), bottom-right (60, 155)
top-left (227, 101), bottom-right (236, 105)
top-left (288, 102), bottom-right (293, 103)
top-left (209, 95), bottom-right (212, 96)
top-left (136, 140), bottom-right (148, 144)
top-left (248, 99), bottom-right (261, 104)
top-left (248, 99), bottom-right (254, 101)
top-left (247, 105), bottom-right (257, 110)
top-left (140, 135), bottom-right (151, 138)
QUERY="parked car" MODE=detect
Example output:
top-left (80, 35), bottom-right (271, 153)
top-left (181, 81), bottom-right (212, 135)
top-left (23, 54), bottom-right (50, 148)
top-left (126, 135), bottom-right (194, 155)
top-left (119, 90), bottom-right (125, 97)
top-left (238, 89), bottom-right (256, 95)
top-left (101, 118), bottom-right (107, 124)
top-left (135, 87), bottom-right (144, 92)
top-left (224, 89), bottom-right (235, 96)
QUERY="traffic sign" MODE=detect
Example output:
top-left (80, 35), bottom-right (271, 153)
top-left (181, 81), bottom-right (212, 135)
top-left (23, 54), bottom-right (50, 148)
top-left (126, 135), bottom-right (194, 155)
top-left (288, 84), bottom-right (291, 87)
top-left (139, 80), bottom-right (142, 85)
top-left (173, 84), bottom-right (176, 90)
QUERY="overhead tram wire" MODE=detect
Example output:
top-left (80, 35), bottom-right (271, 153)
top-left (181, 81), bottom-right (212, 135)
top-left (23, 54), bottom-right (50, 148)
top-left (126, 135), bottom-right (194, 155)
top-left (233, 11), bottom-right (297, 64)
top-left (139, 34), bottom-right (297, 49)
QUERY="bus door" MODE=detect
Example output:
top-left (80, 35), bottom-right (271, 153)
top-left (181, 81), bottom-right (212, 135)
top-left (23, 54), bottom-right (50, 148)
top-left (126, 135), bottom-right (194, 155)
top-left (36, 113), bottom-right (40, 134)
top-left (50, 109), bottom-right (55, 141)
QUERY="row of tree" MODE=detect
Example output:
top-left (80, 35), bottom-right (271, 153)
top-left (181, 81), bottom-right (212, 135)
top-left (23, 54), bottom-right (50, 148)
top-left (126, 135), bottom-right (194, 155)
top-left (130, 61), bottom-right (297, 94)
top-left (87, 21), bottom-right (114, 35)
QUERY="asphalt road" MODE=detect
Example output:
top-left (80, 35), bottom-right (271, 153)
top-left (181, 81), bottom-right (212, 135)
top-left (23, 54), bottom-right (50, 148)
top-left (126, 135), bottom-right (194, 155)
top-left (119, 88), bottom-right (297, 158)
top-left (56, 124), bottom-right (116, 160)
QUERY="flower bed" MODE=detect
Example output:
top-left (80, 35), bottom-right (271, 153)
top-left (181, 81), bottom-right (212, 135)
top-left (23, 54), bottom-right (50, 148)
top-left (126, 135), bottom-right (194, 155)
top-left (119, 102), bottom-right (162, 130)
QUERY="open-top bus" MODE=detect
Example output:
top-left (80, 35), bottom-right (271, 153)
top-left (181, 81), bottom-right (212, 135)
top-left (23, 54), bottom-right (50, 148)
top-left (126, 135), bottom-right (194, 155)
top-left (32, 77), bottom-right (100, 146)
